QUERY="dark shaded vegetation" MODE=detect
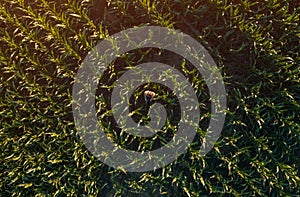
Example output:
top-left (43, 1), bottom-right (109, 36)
top-left (0, 0), bottom-right (299, 196)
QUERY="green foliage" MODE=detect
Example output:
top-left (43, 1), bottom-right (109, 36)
top-left (0, 0), bottom-right (299, 196)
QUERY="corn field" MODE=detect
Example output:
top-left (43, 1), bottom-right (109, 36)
top-left (0, 0), bottom-right (299, 196)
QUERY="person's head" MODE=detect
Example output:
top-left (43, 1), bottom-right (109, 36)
top-left (144, 90), bottom-right (156, 104)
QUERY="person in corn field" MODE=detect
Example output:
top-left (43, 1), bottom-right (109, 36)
top-left (144, 90), bottom-right (156, 104)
